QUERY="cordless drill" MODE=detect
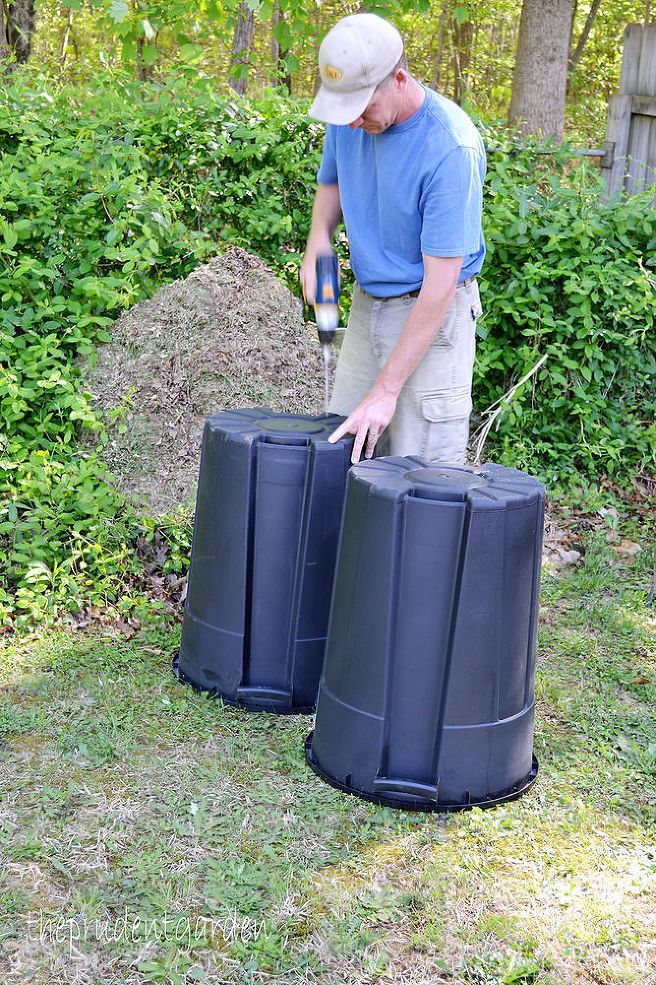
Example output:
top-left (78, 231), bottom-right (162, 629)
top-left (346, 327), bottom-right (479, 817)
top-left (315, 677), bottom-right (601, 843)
top-left (314, 253), bottom-right (340, 413)
top-left (314, 253), bottom-right (339, 346)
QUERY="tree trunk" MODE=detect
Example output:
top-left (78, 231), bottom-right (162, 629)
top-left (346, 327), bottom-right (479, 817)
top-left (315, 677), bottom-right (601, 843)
top-left (135, 35), bottom-right (149, 81)
top-left (6, 0), bottom-right (35, 63)
top-left (271, 2), bottom-right (291, 93)
top-left (568, 0), bottom-right (602, 86)
top-left (0, 0), bottom-right (10, 64)
top-left (431, 0), bottom-right (451, 90)
top-left (60, 6), bottom-right (73, 67)
top-left (570, 0), bottom-right (578, 44)
top-left (230, 0), bottom-right (255, 96)
top-left (271, 2), bottom-right (279, 75)
top-left (453, 15), bottom-right (474, 105)
top-left (508, 0), bottom-right (573, 140)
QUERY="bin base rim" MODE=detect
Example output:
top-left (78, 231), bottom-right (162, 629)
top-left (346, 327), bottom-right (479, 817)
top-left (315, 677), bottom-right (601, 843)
top-left (304, 731), bottom-right (538, 813)
top-left (172, 652), bottom-right (315, 715)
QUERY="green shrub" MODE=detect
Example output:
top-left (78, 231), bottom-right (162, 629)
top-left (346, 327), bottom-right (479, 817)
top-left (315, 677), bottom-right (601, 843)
top-left (120, 76), bottom-right (324, 285)
top-left (475, 129), bottom-right (656, 484)
top-left (0, 448), bottom-right (137, 624)
top-left (0, 72), bottom-right (212, 626)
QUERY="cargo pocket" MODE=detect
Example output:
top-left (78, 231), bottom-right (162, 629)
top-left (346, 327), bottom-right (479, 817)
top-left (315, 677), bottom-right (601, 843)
top-left (419, 387), bottom-right (473, 465)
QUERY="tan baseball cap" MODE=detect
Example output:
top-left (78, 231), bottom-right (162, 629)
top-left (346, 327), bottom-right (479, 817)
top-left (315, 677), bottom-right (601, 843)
top-left (309, 13), bottom-right (404, 126)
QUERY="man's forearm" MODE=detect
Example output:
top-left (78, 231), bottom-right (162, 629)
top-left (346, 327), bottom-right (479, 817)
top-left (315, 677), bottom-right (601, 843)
top-left (307, 182), bottom-right (342, 250)
top-left (301, 184), bottom-right (342, 303)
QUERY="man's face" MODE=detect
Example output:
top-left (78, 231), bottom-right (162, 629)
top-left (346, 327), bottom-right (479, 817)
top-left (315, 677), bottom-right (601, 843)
top-left (348, 73), bottom-right (403, 134)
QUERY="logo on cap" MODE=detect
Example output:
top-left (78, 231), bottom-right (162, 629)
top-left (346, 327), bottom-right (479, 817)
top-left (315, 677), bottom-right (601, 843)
top-left (322, 64), bottom-right (343, 82)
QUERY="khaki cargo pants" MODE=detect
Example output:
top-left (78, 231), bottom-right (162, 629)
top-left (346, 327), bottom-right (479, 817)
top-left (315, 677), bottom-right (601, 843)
top-left (329, 279), bottom-right (482, 464)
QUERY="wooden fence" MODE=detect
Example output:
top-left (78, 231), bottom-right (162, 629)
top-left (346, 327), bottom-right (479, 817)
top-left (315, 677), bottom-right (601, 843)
top-left (602, 23), bottom-right (656, 196)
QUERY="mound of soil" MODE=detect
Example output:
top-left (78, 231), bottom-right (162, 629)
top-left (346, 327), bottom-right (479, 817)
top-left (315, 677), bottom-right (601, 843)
top-left (84, 247), bottom-right (327, 515)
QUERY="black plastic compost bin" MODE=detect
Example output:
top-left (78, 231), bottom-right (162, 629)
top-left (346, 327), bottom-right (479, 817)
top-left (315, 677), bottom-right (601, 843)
top-left (174, 409), bottom-right (353, 713)
top-left (306, 458), bottom-right (544, 811)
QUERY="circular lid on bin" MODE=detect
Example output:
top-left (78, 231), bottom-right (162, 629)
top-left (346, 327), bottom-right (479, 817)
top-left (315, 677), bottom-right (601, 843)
top-left (405, 466), bottom-right (486, 502)
top-left (205, 409), bottom-right (352, 448)
top-left (349, 457), bottom-right (544, 510)
top-left (254, 417), bottom-right (326, 436)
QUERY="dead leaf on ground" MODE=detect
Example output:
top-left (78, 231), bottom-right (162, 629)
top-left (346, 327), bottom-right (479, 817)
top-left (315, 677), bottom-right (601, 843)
top-left (612, 539), bottom-right (641, 558)
top-left (556, 548), bottom-right (582, 565)
top-left (115, 620), bottom-right (139, 639)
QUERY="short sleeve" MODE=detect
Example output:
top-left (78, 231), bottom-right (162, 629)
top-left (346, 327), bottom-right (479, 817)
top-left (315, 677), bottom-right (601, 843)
top-left (420, 145), bottom-right (484, 257)
top-left (317, 125), bottom-right (338, 185)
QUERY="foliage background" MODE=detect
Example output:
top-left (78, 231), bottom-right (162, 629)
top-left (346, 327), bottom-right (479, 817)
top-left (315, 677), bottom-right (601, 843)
top-left (23, 0), bottom-right (655, 144)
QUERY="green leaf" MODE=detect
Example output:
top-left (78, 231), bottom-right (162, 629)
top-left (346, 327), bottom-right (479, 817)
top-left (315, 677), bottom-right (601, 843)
top-left (179, 43), bottom-right (204, 63)
top-left (121, 39), bottom-right (136, 61)
top-left (272, 18), bottom-right (292, 50)
top-left (282, 51), bottom-right (298, 74)
top-left (1, 226), bottom-right (18, 250)
top-left (141, 44), bottom-right (158, 66)
top-left (109, 0), bottom-right (129, 23)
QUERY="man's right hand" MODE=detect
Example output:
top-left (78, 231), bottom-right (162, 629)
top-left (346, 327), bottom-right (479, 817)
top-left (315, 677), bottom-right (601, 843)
top-left (301, 183), bottom-right (342, 306)
top-left (299, 249), bottom-right (320, 306)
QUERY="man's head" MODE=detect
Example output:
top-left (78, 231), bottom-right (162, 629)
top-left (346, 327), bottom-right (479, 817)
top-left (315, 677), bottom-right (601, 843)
top-left (310, 13), bottom-right (406, 129)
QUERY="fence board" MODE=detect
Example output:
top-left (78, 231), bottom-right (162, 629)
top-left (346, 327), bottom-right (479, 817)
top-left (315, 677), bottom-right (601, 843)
top-left (648, 116), bottom-right (656, 188)
top-left (632, 95), bottom-right (656, 115)
top-left (604, 93), bottom-right (633, 194)
top-left (604, 24), bottom-right (656, 197)
top-left (637, 24), bottom-right (656, 94)
top-left (627, 116), bottom-right (652, 193)
top-left (619, 24), bottom-right (644, 93)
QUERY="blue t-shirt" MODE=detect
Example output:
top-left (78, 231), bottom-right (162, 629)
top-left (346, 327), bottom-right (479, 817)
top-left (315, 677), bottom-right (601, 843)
top-left (317, 87), bottom-right (486, 296)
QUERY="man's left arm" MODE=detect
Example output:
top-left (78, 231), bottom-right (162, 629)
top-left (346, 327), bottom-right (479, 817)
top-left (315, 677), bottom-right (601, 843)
top-left (329, 254), bottom-right (463, 464)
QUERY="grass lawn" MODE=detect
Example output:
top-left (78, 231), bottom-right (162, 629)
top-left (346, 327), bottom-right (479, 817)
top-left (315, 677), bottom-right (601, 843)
top-left (0, 505), bottom-right (654, 984)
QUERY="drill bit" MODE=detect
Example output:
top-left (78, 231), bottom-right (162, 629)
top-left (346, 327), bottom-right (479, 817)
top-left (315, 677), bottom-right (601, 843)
top-left (322, 343), bottom-right (332, 414)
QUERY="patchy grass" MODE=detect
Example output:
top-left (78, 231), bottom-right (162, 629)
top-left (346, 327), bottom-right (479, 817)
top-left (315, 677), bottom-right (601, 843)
top-left (0, 506), bottom-right (654, 984)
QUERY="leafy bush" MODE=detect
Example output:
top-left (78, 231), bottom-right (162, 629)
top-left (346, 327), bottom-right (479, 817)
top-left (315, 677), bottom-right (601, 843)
top-left (0, 72), bottom-right (212, 625)
top-left (1, 72), bottom-right (654, 627)
top-left (122, 76), bottom-right (324, 285)
top-left (475, 129), bottom-right (655, 484)
top-left (19, 72), bottom-right (325, 286)
top-left (0, 72), bottom-right (327, 626)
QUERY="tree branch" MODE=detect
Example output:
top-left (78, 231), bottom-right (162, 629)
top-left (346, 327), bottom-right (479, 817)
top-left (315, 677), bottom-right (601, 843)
top-left (568, 0), bottom-right (602, 79)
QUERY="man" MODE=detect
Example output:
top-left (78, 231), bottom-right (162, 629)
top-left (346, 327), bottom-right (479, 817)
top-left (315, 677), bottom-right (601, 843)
top-left (300, 12), bottom-right (486, 466)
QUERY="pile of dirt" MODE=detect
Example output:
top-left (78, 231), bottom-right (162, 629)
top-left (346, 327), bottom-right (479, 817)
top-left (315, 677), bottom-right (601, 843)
top-left (84, 248), bottom-right (327, 515)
